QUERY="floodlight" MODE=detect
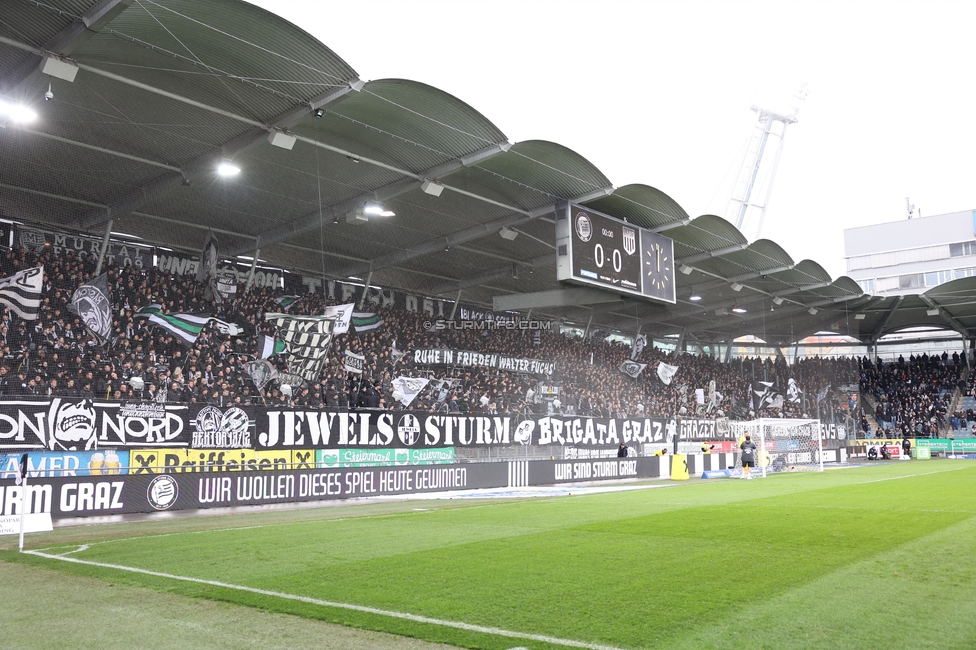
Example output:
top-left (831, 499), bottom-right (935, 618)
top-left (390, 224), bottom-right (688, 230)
top-left (679, 264), bottom-right (694, 275)
top-left (730, 282), bottom-right (744, 292)
top-left (808, 307), bottom-right (819, 315)
top-left (732, 305), bottom-right (747, 314)
top-left (363, 203), bottom-right (394, 217)
top-left (927, 308), bottom-right (940, 316)
top-left (772, 296), bottom-right (784, 305)
top-left (0, 100), bottom-right (37, 124)
top-left (499, 227), bottom-right (518, 241)
top-left (854, 313), bottom-right (866, 320)
top-left (313, 108), bottom-right (324, 118)
top-left (217, 162), bottom-right (240, 177)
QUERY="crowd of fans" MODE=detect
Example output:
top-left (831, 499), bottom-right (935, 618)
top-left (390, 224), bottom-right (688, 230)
top-left (0, 243), bottom-right (887, 430)
top-left (860, 352), bottom-right (965, 437)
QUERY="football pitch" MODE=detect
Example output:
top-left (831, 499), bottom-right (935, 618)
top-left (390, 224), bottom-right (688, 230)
top-left (3, 461), bottom-right (976, 650)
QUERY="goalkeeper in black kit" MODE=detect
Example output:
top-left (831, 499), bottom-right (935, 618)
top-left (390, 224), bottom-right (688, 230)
top-left (740, 435), bottom-right (758, 480)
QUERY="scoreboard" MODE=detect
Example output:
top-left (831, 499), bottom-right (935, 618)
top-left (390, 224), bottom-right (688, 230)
top-left (555, 204), bottom-right (676, 304)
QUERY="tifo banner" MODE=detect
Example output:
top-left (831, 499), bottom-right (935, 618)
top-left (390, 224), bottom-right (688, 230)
top-left (0, 398), bottom-right (790, 451)
top-left (413, 348), bottom-right (555, 375)
top-left (16, 225), bottom-right (152, 269)
top-left (0, 398), bottom-right (191, 450)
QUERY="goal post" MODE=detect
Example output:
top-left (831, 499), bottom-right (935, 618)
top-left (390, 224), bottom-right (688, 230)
top-left (729, 418), bottom-right (823, 477)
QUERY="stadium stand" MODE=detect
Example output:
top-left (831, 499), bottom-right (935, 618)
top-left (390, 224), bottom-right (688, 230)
top-left (0, 242), bottom-right (860, 428)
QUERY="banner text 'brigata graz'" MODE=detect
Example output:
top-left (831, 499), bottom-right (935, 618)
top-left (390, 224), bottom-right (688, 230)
top-left (0, 398), bottom-right (843, 451)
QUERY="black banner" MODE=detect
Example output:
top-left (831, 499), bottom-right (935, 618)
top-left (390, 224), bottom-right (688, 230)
top-left (0, 398), bottom-right (191, 450)
top-left (0, 398), bottom-right (751, 451)
top-left (413, 348), bottom-right (555, 375)
top-left (0, 458), bottom-right (671, 519)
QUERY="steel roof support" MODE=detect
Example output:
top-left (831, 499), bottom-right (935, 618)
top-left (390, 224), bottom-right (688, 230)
top-left (1, 0), bottom-right (131, 93)
top-left (919, 294), bottom-right (969, 337)
top-left (867, 296), bottom-right (905, 344)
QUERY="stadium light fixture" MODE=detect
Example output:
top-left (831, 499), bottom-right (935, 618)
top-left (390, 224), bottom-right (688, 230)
top-left (267, 129), bottom-right (297, 150)
top-left (0, 100), bottom-right (37, 124)
top-left (927, 308), bottom-right (940, 316)
top-left (808, 307), bottom-right (819, 315)
top-left (772, 296), bottom-right (784, 305)
top-left (499, 227), bottom-right (519, 241)
top-left (363, 203), bottom-right (395, 217)
top-left (679, 264), bottom-right (693, 275)
top-left (689, 288), bottom-right (702, 301)
top-left (854, 313), bottom-right (866, 320)
top-left (217, 161), bottom-right (240, 177)
top-left (421, 179), bottom-right (445, 197)
top-left (730, 282), bottom-right (744, 292)
top-left (732, 304), bottom-right (747, 314)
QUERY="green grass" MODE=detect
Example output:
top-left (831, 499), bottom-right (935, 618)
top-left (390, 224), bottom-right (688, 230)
top-left (4, 462), bottom-right (976, 649)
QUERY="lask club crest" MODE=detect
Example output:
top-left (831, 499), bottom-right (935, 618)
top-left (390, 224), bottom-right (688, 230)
top-left (622, 226), bottom-right (636, 256)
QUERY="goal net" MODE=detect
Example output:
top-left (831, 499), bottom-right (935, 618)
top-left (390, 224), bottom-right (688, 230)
top-left (728, 418), bottom-right (823, 477)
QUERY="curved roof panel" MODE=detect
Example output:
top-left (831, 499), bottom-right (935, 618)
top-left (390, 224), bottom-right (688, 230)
top-left (581, 183), bottom-right (690, 230)
top-left (473, 140), bottom-right (612, 201)
top-left (668, 214), bottom-right (747, 260)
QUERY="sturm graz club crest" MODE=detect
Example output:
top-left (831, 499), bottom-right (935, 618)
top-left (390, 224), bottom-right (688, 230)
top-left (397, 413), bottom-right (421, 446)
top-left (147, 474), bottom-right (179, 510)
top-left (622, 226), bottom-right (636, 256)
top-left (575, 212), bottom-right (592, 242)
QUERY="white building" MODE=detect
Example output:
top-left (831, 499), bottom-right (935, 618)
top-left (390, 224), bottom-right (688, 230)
top-left (844, 209), bottom-right (976, 296)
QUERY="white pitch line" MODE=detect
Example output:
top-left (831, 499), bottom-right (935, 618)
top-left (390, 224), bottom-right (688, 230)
top-left (25, 550), bottom-right (627, 650)
top-left (856, 466), bottom-right (969, 484)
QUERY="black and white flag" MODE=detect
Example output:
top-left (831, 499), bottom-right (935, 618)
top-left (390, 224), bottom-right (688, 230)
top-left (0, 266), bottom-right (42, 320)
top-left (214, 274), bottom-right (237, 304)
top-left (619, 360), bottom-right (647, 379)
top-left (264, 313), bottom-right (336, 384)
top-left (817, 383), bottom-right (831, 404)
top-left (69, 272), bottom-right (112, 344)
top-left (753, 381), bottom-right (784, 410)
top-left (392, 376), bottom-right (430, 407)
top-left (631, 334), bottom-right (647, 360)
top-left (323, 303), bottom-right (355, 334)
top-left (657, 361), bottom-right (679, 385)
top-left (390, 340), bottom-right (408, 366)
top-left (244, 359), bottom-right (278, 391)
top-left (343, 350), bottom-right (365, 374)
top-left (196, 232), bottom-right (219, 283)
top-left (787, 378), bottom-right (803, 403)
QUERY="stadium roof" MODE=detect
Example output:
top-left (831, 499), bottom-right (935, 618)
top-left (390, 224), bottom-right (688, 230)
top-left (3, 0), bottom-right (967, 349)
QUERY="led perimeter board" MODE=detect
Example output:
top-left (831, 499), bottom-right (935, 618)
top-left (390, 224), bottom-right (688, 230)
top-left (555, 204), bottom-right (676, 304)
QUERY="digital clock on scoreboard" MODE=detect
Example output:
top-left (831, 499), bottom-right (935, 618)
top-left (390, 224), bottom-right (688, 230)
top-left (555, 204), bottom-right (676, 303)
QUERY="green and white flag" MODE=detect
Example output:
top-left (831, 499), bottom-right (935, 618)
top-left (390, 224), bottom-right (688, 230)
top-left (276, 295), bottom-right (301, 311)
top-left (135, 305), bottom-right (242, 347)
top-left (135, 304), bottom-right (209, 347)
top-left (351, 311), bottom-right (383, 332)
top-left (255, 333), bottom-right (287, 359)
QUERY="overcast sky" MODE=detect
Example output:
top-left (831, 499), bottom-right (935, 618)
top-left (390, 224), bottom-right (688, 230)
top-left (250, 0), bottom-right (975, 279)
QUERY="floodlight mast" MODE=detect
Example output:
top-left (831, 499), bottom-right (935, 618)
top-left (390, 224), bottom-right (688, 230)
top-left (725, 85), bottom-right (806, 240)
